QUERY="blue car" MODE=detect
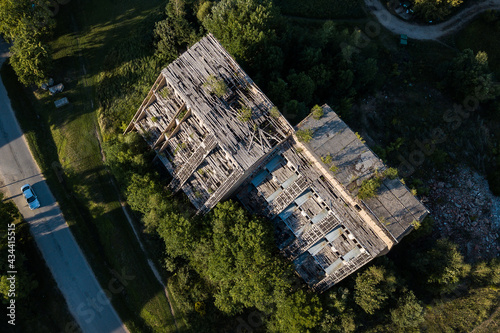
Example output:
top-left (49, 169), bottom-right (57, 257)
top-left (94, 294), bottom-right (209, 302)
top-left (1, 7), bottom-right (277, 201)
top-left (21, 184), bottom-right (41, 210)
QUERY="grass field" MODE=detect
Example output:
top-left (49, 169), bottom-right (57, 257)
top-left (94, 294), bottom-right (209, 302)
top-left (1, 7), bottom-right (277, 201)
top-left (423, 288), bottom-right (500, 332)
top-left (473, 303), bottom-right (500, 333)
top-left (275, 0), bottom-right (366, 19)
top-left (0, 0), bottom-right (177, 331)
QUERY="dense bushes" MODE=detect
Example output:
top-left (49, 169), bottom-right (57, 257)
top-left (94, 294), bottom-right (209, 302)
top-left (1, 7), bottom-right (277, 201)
top-left (104, 130), bottom-right (323, 331)
top-left (0, 0), bottom-right (55, 85)
top-left (413, 0), bottom-right (464, 21)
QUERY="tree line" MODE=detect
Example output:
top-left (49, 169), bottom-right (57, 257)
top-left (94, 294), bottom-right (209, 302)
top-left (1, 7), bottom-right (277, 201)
top-left (0, 0), bottom-right (55, 86)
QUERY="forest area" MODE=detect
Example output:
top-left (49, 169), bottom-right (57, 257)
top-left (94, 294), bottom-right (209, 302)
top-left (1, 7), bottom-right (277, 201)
top-left (1, 0), bottom-right (500, 332)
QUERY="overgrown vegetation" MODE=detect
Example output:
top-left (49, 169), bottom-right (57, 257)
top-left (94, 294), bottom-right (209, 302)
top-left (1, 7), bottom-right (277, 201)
top-left (413, 0), bottom-right (464, 21)
top-left (0, 0), bottom-right (54, 85)
top-left (237, 104), bottom-right (253, 122)
top-left (203, 74), bottom-right (228, 97)
top-left (321, 153), bottom-right (332, 165)
top-left (357, 175), bottom-right (383, 200)
top-left (4, 0), bottom-right (500, 332)
top-left (269, 106), bottom-right (281, 118)
top-left (296, 128), bottom-right (314, 143)
top-left (311, 104), bottom-right (324, 120)
top-left (357, 168), bottom-right (400, 199)
top-left (383, 167), bottom-right (399, 180)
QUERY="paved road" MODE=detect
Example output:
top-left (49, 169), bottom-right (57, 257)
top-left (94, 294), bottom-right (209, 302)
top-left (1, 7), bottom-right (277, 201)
top-left (365, 0), bottom-right (500, 40)
top-left (0, 42), bottom-right (128, 333)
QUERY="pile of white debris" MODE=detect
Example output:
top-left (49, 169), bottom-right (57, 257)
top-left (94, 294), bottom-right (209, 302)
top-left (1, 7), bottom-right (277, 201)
top-left (425, 165), bottom-right (500, 261)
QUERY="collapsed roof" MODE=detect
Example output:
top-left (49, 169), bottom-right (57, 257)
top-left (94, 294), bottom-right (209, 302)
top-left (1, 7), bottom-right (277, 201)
top-left (126, 34), bottom-right (428, 291)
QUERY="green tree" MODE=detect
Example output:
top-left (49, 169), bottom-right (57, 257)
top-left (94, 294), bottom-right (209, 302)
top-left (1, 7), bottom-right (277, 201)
top-left (0, 0), bottom-right (54, 85)
top-left (412, 239), bottom-right (470, 294)
top-left (104, 133), bottom-right (150, 183)
top-left (283, 99), bottom-right (307, 122)
top-left (287, 71), bottom-right (315, 104)
top-left (447, 49), bottom-right (499, 101)
top-left (338, 69), bottom-right (354, 92)
top-left (202, 0), bottom-right (276, 63)
top-left (354, 265), bottom-right (397, 315)
top-left (471, 259), bottom-right (500, 286)
top-left (157, 211), bottom-right (197, 257)
top-left (390, 290), bottom-right (424, 332)
top-left (154, 0), bottom-right (197, 63)
top-left (355, 58), bottom-right (378, 90)
top-left (413, 0), bottom-right (463, 21)
top-left (202, 201), bottom-right (291, 314)
top-left (268, 78), bottom-right (290, 107)
top-left (0, 0), bottom-right (54, 40)
top-left (308, 64), bottom-right (333, 97)
top-left (320, 288), bottom-right (356, 333)
top-left (9, 33), bottom-right (52, 86)
top-left (196, 1), bottom-right (213, 22)
top-left (0, 194), bottom-right (38, 303)
top-left (423, 287), bottom-right (498, 332)
top-left (269, 289), bottom-right (322, 333)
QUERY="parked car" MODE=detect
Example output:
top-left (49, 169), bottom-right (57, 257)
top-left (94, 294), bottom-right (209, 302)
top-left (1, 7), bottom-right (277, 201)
top-left (21, 184), bottom-right (41, 210)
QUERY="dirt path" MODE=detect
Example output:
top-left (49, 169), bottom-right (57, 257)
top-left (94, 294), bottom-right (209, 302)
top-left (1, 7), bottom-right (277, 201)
top-left (364, 0), bottom-right (500, 40)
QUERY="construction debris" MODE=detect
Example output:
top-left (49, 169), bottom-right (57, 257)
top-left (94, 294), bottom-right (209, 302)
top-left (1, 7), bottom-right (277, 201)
top-left (426, 166), bottom-right (500, 261)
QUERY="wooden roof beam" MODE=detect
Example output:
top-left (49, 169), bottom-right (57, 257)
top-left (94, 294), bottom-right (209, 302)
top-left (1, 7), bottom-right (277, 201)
top-left (124, 74), bottom-right (164, 133)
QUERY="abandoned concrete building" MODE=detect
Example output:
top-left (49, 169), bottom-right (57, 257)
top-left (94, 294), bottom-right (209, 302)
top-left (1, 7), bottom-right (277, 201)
top-left (125, 34), bottom-right (428, 292)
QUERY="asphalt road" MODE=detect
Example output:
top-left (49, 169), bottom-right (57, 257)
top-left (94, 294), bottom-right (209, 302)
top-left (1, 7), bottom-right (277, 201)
top-left (365, 0), bottom-right (500, 40)
top-left (0, 41), bottom-right (128, 333)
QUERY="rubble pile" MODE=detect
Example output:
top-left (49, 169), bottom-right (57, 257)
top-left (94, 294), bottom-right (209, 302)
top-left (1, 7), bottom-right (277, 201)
top-left (425, 166), bottom-right (500, 261)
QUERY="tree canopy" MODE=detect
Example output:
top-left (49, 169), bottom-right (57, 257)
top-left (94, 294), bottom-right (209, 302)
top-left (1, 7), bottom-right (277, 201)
top-left (0, 0), bottom-right (55, 85)
top-left (413, 0), bottom-right (463, 21)
top-left (412, 239), bottom-right (471, 294)
top-left (202, 0), bottom-right (277, 64)
top-left (447, 49), bottom-right (499, 101)
top-left (354, 265), bottom-right (397, 314)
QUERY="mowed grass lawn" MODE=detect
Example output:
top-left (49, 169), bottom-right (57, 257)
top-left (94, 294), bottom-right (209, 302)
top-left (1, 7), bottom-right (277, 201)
top-left (1, 0), bottom-right (176, 332)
